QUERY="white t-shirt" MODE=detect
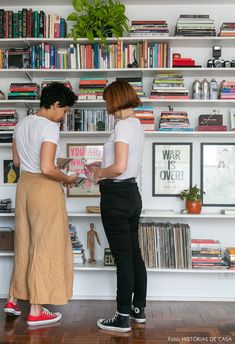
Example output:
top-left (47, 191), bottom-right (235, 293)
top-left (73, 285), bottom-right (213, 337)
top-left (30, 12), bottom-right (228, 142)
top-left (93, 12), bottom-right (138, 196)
top-left (14, 115), bottom-right (60, 173)
top-left (102, 117), bottom-right (144, 179)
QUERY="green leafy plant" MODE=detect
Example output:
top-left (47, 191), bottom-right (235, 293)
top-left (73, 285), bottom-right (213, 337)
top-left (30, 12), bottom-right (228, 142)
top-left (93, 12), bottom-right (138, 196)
top-left (178, 185), bottom-right (206, 202)
top-left (67, 0), bottom-right (129, 46)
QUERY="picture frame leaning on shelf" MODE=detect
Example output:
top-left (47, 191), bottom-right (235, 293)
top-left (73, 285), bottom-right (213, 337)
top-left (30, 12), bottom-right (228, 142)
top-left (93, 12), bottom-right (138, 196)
top-left (230, 109), bottom-right (235, 131)
top-left (200, 143), bottom-right (235, 206)
top-left (66, 143), bottom-right (103, 197)
top-left (152, 142), bottom-right (192, 197)
top-left (1, 159), bottom-right (20, 185)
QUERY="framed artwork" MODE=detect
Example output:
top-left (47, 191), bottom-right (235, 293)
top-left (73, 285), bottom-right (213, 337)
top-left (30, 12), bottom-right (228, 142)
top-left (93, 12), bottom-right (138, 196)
top-left (201, 143), bottom-right (235, 206)
top-left (152, 143), bottom-right (192, 197)
top-left (230, 109), bottom-right (235, 131)
top-left (2, 159), bottom-right (20, 185)
top-left (67, 143), bottom-right (103, 197)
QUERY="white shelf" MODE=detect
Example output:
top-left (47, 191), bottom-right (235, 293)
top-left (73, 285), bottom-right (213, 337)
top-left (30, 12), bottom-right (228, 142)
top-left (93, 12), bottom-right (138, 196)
top-left (0, 143), bottom-right (12, 147)
top-left (2, 68), bottom-right (235, 77)
top-left (3, 0), bottom-right (235, 4)
top-left (0, 252), bottom-right (14, 257)
top-left (60, 131), bottom-right (110, 137)
top-left (2, 211), bottom-right (235, 219)
top-left (3, 99), bottom-right (235, 107)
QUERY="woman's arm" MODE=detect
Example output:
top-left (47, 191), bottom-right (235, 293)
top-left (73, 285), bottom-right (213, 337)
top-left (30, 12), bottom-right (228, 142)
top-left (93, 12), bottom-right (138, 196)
top-left (93, 141), bottom-right (129, 181)
top-left (40, 141), bottom-right (78, 185)
top-left (12, 138), bottom-right (20, 167)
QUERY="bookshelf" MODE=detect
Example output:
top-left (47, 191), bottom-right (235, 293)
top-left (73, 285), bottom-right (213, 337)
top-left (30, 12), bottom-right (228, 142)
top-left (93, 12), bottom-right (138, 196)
top-left (0, 0), bottom-right (235, 301)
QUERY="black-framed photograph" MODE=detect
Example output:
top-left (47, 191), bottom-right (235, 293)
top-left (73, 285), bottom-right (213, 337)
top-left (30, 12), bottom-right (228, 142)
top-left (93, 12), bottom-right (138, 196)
top-left (152, 143), bottom-right (192, 197)
top-left (201, 143), bottom-right (235, 206)
top-left (2, 159), bottom-right (20, 185)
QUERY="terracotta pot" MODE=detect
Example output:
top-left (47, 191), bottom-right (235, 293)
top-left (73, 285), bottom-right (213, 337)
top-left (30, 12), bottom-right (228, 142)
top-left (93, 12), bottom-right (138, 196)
top-left (186, 200), bottom-right (202, 214)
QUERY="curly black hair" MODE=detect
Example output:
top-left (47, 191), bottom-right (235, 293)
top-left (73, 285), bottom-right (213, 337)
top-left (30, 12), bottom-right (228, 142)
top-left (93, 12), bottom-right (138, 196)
top-left (40, 82), bottom-right (77, 109)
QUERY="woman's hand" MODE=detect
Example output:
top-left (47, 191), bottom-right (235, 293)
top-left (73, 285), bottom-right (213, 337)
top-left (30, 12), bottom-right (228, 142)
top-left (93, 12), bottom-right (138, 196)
top-left (93, 168), bottom-right (102, 183)
top-left (62, 174), bottom-right (79, 187)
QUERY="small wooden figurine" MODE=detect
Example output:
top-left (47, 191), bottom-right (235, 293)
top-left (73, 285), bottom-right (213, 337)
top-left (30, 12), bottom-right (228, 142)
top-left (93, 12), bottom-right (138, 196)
top-left (87, 223), bottom-right (101, 264)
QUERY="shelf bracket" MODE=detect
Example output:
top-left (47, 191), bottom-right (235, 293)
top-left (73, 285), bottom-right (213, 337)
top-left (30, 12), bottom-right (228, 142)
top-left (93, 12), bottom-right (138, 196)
top-left (24, 71), bottom-right (32, 81)
top-left (25, 39), bottom-right (30, 48)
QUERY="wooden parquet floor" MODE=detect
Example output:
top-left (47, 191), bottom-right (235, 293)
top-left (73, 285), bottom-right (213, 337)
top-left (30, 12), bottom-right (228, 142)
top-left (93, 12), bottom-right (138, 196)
top-left (0, 300), bottom-right (235, 344)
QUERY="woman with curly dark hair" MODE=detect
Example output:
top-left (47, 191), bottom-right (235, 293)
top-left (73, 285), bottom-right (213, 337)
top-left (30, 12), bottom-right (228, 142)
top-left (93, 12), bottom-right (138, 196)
top-left (4, 83), bottom-right (77, 326)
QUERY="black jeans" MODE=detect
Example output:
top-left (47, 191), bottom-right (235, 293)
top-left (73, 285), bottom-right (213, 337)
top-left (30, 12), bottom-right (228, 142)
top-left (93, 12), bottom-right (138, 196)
top-left (100, 182), bottom-right (147, 314)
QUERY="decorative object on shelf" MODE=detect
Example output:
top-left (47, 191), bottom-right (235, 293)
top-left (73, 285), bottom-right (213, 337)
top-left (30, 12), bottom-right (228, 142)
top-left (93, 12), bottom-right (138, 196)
top-left (86, 206), bottom-right (100, 213)
top-left (67, 0), bottom-right (129, 46)
top-left (197, 110), bottom-right (227, 131)
top-left (87, 223), bottom-right (101, 264)
top-left (67, 143), bottom-right (103, 197)
top-left (178, 185), bottom-right (205, 214)
top-left (152, 142), bottom-right (192, 197)
top-left (201, 143), bottom-right (235, 206)
top-left (172, 52), bottom-right (198, 68)
top-left (127, 50), bottom-right (138, 68)
top-left (104, 248), bottom-right (115, 266)
top-left (0, 227), bottom-right (14, 251)
top-left (2, 160), bottom-right (20, 185)
top-left (230, 109), bottom-right (235, 130)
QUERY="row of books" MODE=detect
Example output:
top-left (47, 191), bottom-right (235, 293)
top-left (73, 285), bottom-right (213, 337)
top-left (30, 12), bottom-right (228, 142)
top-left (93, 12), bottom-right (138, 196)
top-left (175, 14), bottom-right (216, 37)
top-left (78, 78), bottom-right (107, 100)
top-left (0, 42), bottom-right (169, 69)
top-left (8, 83), bottom-right (40, 100)
top-left (0, 109), bottom-right (18, 130)
top-left (139, 222), bottom-right (192, 269)
top-left (60, 109), bottom-right (115, 132)
top-left (0, 9), bottom-right (67, 38)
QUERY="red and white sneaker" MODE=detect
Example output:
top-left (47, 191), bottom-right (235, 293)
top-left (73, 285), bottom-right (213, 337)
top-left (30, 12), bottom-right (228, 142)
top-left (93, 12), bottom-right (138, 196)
top-left (4, 301), bottom-right (21, 316)
top-left (27, 308), bottom-right (62, 326)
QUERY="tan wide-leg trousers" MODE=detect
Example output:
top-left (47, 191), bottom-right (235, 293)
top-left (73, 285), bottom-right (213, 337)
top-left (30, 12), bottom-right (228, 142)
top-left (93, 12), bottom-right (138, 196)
top-left (9, 172), bottom-right (74, 305)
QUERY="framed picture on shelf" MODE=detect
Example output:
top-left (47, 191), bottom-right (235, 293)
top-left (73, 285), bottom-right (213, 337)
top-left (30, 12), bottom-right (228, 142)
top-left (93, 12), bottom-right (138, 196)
top-left (152, 143), bottom-right (192, 197)
top-left (201, 143), bottom-right (235, 206)
top-left (1, 159), bottom-right (20, 185)
top-left (230, 109), bottom-right (235, 131)
top-left (67, 143), bottom-right (103, 197)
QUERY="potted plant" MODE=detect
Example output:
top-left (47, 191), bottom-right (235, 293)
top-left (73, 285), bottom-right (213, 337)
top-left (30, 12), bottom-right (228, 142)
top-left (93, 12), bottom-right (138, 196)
top-left (178, 185), bottom-right (205, 214)
top-left (67, 0), bottom-right (129, 46)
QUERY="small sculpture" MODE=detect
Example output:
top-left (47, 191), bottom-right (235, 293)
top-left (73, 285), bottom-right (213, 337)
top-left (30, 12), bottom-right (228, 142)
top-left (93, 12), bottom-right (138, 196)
top-left (87, 223), bottom-right (101, 264)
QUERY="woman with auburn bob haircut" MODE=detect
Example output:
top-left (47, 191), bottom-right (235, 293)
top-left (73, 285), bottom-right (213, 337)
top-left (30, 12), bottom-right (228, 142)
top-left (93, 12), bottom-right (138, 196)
top-left (87, 80), bottom-right (147, 332)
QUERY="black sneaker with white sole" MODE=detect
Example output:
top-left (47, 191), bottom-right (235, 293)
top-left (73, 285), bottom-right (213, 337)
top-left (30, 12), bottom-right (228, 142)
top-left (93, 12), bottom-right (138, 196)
top-left (97, 311), bottom-right (131, 332)
top-left (130, 306), bottom-right (146, 323)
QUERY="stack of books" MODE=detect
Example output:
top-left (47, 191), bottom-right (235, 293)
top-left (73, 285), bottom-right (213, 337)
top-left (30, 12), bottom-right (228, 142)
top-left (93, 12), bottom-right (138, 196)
top-left (69, 224), bottom-right (86, 264)
top-left (150, 73), bottom-right (189, 99)
top-left (8, 83), bottom-right (40, 100)
top-left (224, 247), bottom-right (235, 269)
top-left (219, 23), bottom-right (235, 37)
top-left (0, 110), bottom-right (18, 131)
top-left (138, 222), bottom-right (192, 269)
top-left (175, 14), bottom-right (216, 36)
top-left (130, 20), bottom-right (169, 37)
top-left (158, 110), bottom-right (193, 131)
top-left (191, 239), bottom-right (228, 269)
top-left (116, 77), bottom-right (146, 98)
top-left (219, 81), bottom-right (235, 100)
top-left (0, 198), bottom-right (13, 213)
top-left (78, 77), bottom-right (107, 100)
top-left (134, 106), bottom-right (155, 131)
top-left (172, 53), bottom-right (199, 68)
top-left (0, 9), bottom-right (67, 38)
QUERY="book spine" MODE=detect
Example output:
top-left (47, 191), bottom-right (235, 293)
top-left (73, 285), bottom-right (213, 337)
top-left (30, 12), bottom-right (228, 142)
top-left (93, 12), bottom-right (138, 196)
top-left (22, 8), bottom-right (27, 38)
top-left (18, 10), bottom-right (23, 38)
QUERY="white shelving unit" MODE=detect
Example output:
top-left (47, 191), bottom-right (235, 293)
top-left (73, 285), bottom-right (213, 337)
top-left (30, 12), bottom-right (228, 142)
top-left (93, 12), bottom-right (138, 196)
top-left (1, 0), bottom-right (235, 301)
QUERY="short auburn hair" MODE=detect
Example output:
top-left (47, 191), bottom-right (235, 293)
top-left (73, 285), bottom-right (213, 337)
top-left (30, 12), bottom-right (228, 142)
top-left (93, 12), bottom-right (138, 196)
top-left (103, 80), bottom-right (141, 114)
